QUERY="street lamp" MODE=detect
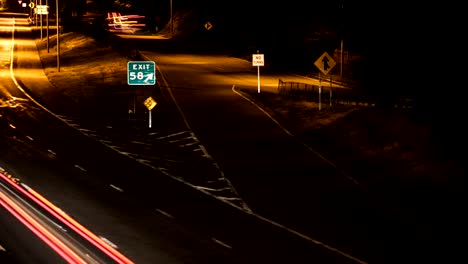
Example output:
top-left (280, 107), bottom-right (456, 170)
top-left (170, 0), bottom-right (173, 35)
top-left (40, 0), bottom-right (42, 40)
top-left (56, 0), bottom-right (60, 72)
top-left (46, 0), bottom-right (49, 52)
top-left (339, 0), bottom-right (344, 80)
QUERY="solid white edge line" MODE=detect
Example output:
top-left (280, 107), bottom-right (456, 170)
top-left (9, 18), bottom-right (55, 117)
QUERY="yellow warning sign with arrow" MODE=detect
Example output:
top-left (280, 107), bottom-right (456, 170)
top-left (314, 51), bottom-right (336, 75)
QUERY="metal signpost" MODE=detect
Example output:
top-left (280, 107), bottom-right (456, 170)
top-left (35, 0), bottom-right (37, 28)
top-left (314, 51), bottom-right (336, 111)
top-left (143, 96), bottom-right (157, 128)
top-left (252, 52), bottom-right (264, 93)
top-left (29, 2), bottom-right (34, 17)
top-left (128, 61), bottom-right (157, 122)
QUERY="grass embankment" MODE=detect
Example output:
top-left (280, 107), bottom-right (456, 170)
top-left (240, 89), bottom-right (464, 219)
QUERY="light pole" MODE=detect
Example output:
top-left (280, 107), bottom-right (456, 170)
top-left (339, 0), bottom-right (344, 80)
top-left (56, 0), bottom-right (60, 72)
top-left (35, 0), bottom-right (37, 28)
top-left (170, 0), bottom-right (173, 35)
top-left (40, 0), bottom-right (42, 40)
top-left (46, 0), bottom-right (49, 52)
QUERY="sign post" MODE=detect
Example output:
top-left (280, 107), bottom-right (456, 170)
top-left (35, 0), bottom-right (37, 28)
top-left (319, 73), bottom-right (322, 111)
top-left (252, 51), bottom-right (264, 93)
top-left (29, 2), bottom-right (34, 17)
top-left (314, 51), bottom-right (336, 111)
top-left (330, 75), bottom-right (333, 107)
top-left (143, 96), bottom-right (157, 128)
top-left (128, 61), bottom-right (156, 117)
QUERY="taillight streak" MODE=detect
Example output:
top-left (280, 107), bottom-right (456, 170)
top-left (0, 172), bottom-right (134, 264)
top-left (0, 190), bottom-right (87, 264)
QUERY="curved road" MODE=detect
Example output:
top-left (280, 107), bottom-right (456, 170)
top-left (141, 51), bottom-right (386, 264)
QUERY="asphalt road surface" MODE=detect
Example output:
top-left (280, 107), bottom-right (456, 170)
top-left (139, 50), bottom-right (382, 263)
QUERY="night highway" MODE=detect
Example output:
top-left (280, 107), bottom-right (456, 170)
top-left (0, 13), bottom-right (365, 264)
top-left (1, 1), bottom-right (465, 263)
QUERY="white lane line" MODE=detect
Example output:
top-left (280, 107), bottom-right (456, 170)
top-left (74, 164), bottom-right (87, 172)
top-left (155, 131), bottom-right (189, 140)
top-left (99, 236), bottom-right (118, 249)
top-left (50, 220), bottom-right (67, 232)
top-left (48, 149), bottom-right (56, 156)
top-left (155, 208), bottom-right (174, 219)
top-left (109, 184), bottom-right (124, 192)
top-left (212, 238), bottom-right (232, 249)
top-left (195, 186), bottom-right (232, 192)
top-left (169, 136), bottom-right (193, 143)
top-left (78, 128), bottom-right (97, 133)
top-left (180, 141), bottom-right (197, 147)
top-left (232, 85), bottom-right (361, 186)
top-left (130, 141), bottom-right (152, 146)
top-left (216, 197), bottom-right (241, 201)
top-left (128, 153), bottom-right (179, 162)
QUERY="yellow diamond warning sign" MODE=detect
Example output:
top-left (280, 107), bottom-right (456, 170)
top-left (143, 96), bottom-right (157, 111)
top-left (314, 52), bottom-right (336, 75)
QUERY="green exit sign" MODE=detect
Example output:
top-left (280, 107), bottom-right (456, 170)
top-left (127, 61), bottom-right (156, 85)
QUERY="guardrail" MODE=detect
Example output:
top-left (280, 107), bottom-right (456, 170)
top-left (278, 79), bottom-right (415, 109)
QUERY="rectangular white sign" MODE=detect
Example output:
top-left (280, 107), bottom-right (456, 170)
top-left (252, 54), bottom-right (264, 66)
top-left (35, 5), bottom-right (49, 15)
